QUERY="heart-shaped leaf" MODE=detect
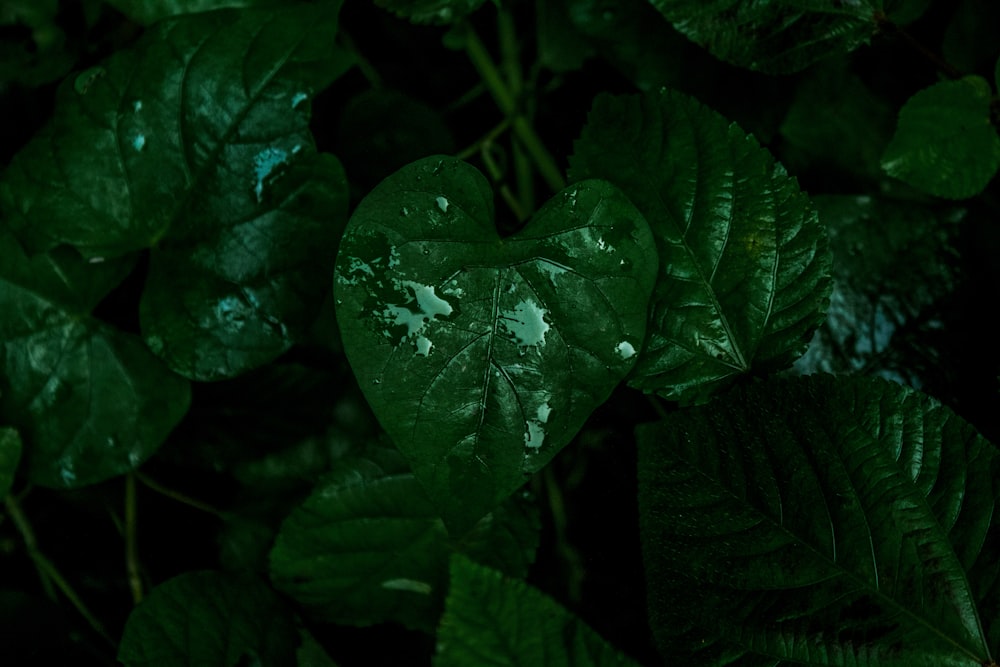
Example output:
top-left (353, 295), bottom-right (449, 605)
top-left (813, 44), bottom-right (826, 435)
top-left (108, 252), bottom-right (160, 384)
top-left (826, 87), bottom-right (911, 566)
top-left (334, 156), bottom-right (657, 532)
top-left (0, 5), bottom-right (352, 381)
top-left (570, 90), bottom-right (832, 404)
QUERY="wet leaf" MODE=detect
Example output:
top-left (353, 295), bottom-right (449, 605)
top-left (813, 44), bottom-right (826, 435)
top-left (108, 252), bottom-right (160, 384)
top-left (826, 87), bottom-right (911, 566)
top-left (104, 0), bottom-right (273, 25)
top-left (637, 375), bottom-right (999, 666)
top-left (269, 449), bottom-right (540, 632)
top-left (570, 90), bottom-right (831, 404)
top-left (0, 229), bottom-right (189, 489)
top-left (0, 5), bottom-right (352, 381)
top-left (881, 76), bottom-right (1000, 199)
top-left (118, 571), bottom-right (298, 667)
top-left (334, 156), bottom-right (657, 531)
top-left (647, 0), bottom-right (879, 74)
top-left (435, 555), bottom-right (641, 666)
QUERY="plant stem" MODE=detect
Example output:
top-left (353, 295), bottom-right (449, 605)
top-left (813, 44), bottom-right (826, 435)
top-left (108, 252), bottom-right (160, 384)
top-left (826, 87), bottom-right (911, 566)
top-left (134, 471), bottom-right (229, 520)
top-left (498, 6), bottom-right (536, 215)
top-left (4, 494), bottom-right (114, 646)
top-left (125, 473), bottom-right (143, 604)
top-left (544, 466), bottom-right (584, 603)
top-left (338, 29), bottom-right (384, 87)
top-left (462, 22), bottom-right (567, 194)
top-left (875, 13), bottom-right (964, 80)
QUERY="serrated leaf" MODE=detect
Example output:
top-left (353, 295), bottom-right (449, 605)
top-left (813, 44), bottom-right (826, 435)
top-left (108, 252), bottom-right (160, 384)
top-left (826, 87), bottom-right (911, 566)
top-left (0, 427), bottom-right (22, 496)
top-left (647, 0), bottom-right (879, 74)
top-left (0, 229), bottom-right (190, 489)
top-left (334, 156), bottom-right (657, 531)
top-left (374, 0), bottom-right (486, 25)
top-left (0, 5), bottom-right (352, 381)
top-left (269, 449), bottom-right (540, 632)
top-left (637, 375), bottom-right (999, 666)
top-left (118, 571), bottom-right (298, 667)
top-left (569, 90), bottom-right (831, 404)
top-left (435, 555), bottom-right (641, 667)
top-left (881, 76), bottom-right (1000, 199)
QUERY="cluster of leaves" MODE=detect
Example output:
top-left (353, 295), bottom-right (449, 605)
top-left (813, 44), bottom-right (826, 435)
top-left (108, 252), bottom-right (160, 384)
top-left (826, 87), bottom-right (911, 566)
top-left (1, 0), bottom-right (999, 665)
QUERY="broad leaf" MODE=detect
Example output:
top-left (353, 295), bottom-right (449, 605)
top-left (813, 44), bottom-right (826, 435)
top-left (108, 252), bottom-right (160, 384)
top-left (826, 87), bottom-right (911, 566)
top-left (334, 156), bottom-right (657, 531)
top-left (374, 0), bottom-right (487, 25)
top-left (118, 571), bottom-right (298, 667)
top-left (104, 0), bottom-right (272, 25)
top-left (0, 5), bottom-right (352, 381)
top-left (637, 375), bottom-right (999, 666)
top-left (269, 449), bottom-right (540, 631)
top-left (0, 427), bottom-right (22, 497)
top-left (881, 76), bottom-right (1000, 199)
top-left (0, 229), bottom-right (190, 488)
top-left (646, 0), bottom-right (881, 74)
top-left (570, 90), bottom-right (831, 403)
top-left (795, 195), bottom-right (962, 388)
top-left (435, 555), bottom-right (641, 666)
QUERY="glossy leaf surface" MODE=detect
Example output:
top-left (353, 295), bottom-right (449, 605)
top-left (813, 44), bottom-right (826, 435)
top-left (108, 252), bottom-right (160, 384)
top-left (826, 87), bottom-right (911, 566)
top-left (269, 449), bottom-right (540, 631)
top-left (104, 0), bottom-right (272, 25)
top-left (881, 76), bottom-right (1000, 199)
top-left (637, 375), bottom-right (998, 666)
top-left (435, 555), bottom-right (641, 667)
top-left (0, 5), bottom-right (352, 381)
top-left (0, 229), bottom-right (190, 488)
top-left (118, 571), bottom-right (298, 667)
top-left (570, 90), bottom-right (831, 403)
top-left (647, 0), bottom-right (880, 73)
top-left (334, 156), bottom-right (657, 531)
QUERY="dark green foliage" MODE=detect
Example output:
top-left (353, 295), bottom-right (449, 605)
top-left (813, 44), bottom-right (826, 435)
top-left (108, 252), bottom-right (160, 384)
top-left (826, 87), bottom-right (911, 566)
top-left (1, 1), bottom-right (998, 665)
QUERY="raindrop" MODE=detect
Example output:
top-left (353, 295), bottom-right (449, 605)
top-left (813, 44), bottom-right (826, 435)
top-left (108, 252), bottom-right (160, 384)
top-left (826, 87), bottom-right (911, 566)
top-left (372, 378), bottom-right (382, 385)
top-left (436, 196), bottom-right (449, 213)
top-left (132, 100), bottom-right (143, 112)
top-left (291, 91), bottom-right (309, 109)
top-left (132, 134), bottom-right (146, 151)
top-left (74, 66), bottom-right (106, 95)
top-left (252, 147), bottom-right (290, 202)
top-left (88, 256), bottom-right (105, 264)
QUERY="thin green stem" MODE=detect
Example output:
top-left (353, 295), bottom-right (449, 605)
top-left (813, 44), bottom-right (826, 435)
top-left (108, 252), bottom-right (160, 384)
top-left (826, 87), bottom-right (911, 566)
top-left (125, 473), bottom-right (143, 604)
top-left (875, 13), bottom-right (964, 80)
top-left (5, 494), bottom-right (114, 646)
top-left (544, 466), bottom-right (584, 603)
top-left (455, 118), bottom-right (510, 160)
top-left (338, 30), bottom-right (384, 87)
top-left (135, 471), bottom-right (230, 520)
top-left (498, 6), bottom-right (536, 215)
top-left (462, 23), bottom-right (566, 194)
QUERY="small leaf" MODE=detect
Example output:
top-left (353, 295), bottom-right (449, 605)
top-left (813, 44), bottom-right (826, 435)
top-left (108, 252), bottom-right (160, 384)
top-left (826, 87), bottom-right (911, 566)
top-left (0, 5), bottom-right (353, 381)
top-left (374, 0), bottom-right (486, 25)
top-left (881, 76), bottom-right (1000, 199)
top-left (435, 555), bottom-right (641, 667)
top-left (118, 571), bottom-right (298, 667)
top-left (570, 90), bottom-right (831, 403)
top-left (647, 0), bottom-right (879, 74)
top-left (0, 229), bottom-right (190, 489)
top-left (637, 375), bottom-right (999, 666)
top-left (0, 427), bottom-right (22, 497)
top-left (269, 449), bottom-right (540, 632)
top-left (334, 156), bottom-right (657, 531)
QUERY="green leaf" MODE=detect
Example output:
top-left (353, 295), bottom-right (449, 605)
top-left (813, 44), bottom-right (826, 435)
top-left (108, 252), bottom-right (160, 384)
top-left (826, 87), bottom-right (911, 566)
top-left (537, 0), bottom-right (596, 73)
top-left (646, 0), bottom-right (878, 74)
top-left (881, 76), bottom-right (1000, 199)
top-left (569, 90), bottom-right (832, 403)
top-left (795, 195), bottom-right (962, 386)
top-left (374, 0), bottom-right (487, 25)
top-left (637, 375), bottom-right (999, 666)
top-left (118, 570), bottom-right (299, 667)
top-left (104, 0), bottom-right (273, 25)
top-left (435, 555), bottom-right (641, 667)
top-left (0, 230), bottom-right (190, 488)
top-left (334, 156), bottom-right (657, 531)
top-left (0, 5), bottom-right (352, 381)
top-left (269, 449), bottom-right (540, 632)
top-left (0, 427), bottom-right (22, 497)
top-left (0, 0), bottom-right (75, 87)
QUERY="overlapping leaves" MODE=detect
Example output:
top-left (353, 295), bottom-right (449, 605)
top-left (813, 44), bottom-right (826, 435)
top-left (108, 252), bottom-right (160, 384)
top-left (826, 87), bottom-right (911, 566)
top-left (0, 4), bottom-right (351, 381)
top-left (570, 89), bottom-right (831, 403)
top-left (637, 375), bottom-right (999, 666)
